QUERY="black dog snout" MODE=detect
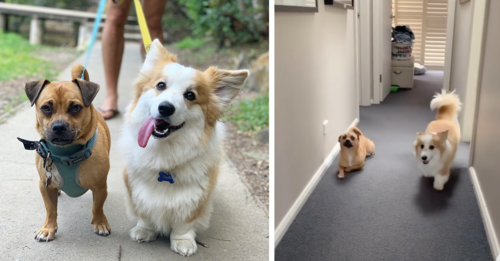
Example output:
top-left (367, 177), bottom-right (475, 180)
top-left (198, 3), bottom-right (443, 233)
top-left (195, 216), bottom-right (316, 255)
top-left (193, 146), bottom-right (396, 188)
top-left (343, 140), bottom-right (352, 148)
top-left (52, 122), bottom-right (68, 135)
top-left (421, 156), bottom-right (428, 161)
top-left (158, 101), bottom-right (175, 117)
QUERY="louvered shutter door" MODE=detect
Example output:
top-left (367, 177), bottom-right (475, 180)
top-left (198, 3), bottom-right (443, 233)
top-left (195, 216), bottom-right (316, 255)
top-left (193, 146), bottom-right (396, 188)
top-left (392, 0), bottom-right (448, 69)
top-left (423, 0), bottom-right (448, 69)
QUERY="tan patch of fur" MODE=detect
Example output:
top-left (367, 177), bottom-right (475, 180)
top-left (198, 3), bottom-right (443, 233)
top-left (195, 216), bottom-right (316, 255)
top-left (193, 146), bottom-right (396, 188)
top-left (71, 64), bottom-right (89, 81)
top-left (187, 164), bottom-right (219, 223)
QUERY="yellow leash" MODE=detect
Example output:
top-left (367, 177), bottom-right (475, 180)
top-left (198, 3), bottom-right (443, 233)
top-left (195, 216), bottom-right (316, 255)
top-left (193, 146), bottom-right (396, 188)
top-left (112, 0), bottom-right (152, 54)
top-left (133, 0), bottom-right (152, 53)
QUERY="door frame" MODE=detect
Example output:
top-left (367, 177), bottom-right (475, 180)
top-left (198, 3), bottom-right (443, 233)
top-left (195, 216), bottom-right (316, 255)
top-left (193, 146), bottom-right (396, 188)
top-left (371, 0), bottom-right (383, 104)
top-left (442, 0), bottom-right (456, 92)
top-left (468, 0), bottom-right (489, 166)
top-left (357, 0), bottom-right (373, 106)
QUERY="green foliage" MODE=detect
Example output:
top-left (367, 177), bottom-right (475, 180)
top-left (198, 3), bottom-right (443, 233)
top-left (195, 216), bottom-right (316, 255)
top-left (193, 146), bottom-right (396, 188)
top-left (176, 0), bottom-right (267, 47)
top-left (224, 94), bottom-right (269, 132)
top-left (174, 37), bottom-right (205, 49)
top-left (0, 32), bottom-right (56, 81)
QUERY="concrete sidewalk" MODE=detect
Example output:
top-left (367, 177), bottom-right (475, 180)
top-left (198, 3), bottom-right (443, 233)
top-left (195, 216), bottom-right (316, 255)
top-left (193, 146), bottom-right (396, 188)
top-left (0, 42), bottom-right (268, 260)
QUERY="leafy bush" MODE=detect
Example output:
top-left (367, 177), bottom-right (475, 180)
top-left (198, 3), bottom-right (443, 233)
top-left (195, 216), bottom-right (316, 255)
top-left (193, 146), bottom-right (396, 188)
top-left (224, 94), bottom-right (269, 132)
top-left (174, 37), bottom-right (205, 49)
top-left (175, 0), bottom-right (268, 47)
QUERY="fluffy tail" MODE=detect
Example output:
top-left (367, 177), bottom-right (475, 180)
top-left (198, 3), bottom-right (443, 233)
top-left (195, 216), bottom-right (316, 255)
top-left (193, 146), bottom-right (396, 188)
top-left (430, 89), bottom-right (462, 121)
top-left (71, 64), bottom-right (89, 81)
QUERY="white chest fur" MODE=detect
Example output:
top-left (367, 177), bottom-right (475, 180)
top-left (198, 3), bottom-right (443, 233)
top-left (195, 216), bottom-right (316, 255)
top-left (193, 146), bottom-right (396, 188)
top-left (119, 119), bottom-right (225, 233)
top-left (347, 153), bottom-right (353, 166)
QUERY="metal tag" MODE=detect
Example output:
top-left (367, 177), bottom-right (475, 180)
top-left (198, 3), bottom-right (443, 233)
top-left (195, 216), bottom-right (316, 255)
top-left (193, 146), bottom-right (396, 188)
top-left (45, 171), bottom-right (52, 188)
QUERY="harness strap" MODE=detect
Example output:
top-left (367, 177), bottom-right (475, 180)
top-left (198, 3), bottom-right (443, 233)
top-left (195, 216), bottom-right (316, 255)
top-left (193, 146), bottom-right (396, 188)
top-left (40, 130), bottom-right (98, 166)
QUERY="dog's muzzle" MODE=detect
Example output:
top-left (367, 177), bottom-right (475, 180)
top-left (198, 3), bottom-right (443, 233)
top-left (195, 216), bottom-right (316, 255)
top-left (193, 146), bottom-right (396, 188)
top-left (343, 140), bottom-right (353, 148)
top-left (46, 121), bottom-right (76, 145)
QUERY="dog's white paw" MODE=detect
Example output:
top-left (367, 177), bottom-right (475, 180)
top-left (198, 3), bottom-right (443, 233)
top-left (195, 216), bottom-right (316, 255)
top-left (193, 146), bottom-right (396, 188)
top-left (433, 175), bottom-right (449, 191)
top-left (130, 226), bottom-right (158, 243)
top-left (433, 181), bottom-right (444, 191)
top-left (171, 237), bottom-right (197, 257)
top-left (35, 226), bottom-right (57, 242)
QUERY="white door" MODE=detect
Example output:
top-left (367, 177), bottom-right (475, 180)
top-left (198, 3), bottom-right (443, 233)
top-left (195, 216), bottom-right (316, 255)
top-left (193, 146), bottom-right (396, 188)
top-left (372, 0), bottom-right (393, 103)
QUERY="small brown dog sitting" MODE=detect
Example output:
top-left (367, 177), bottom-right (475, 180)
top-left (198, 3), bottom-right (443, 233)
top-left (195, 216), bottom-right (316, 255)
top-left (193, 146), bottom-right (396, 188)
top-left (21, 64), bottom-right (111, 241)
top-left (337, 126), bottom-right (375, 179)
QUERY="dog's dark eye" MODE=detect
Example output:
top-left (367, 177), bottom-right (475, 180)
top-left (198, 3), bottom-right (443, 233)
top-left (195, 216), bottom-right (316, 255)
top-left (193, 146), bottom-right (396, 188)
top-left (420, 144), bottom-right (424, 149)
top-left (41, 105), bottom-right (51, 114)
top-left (70, 104), bottom-right (82, 114)
top-left (429, 145), bottom-right (435, 150)
top-left (156, 82), bottom-right (167, 91)
top-left (184, 91), bottom-right (196, 101)
top-left (350, 135), bottom-right (355, 140)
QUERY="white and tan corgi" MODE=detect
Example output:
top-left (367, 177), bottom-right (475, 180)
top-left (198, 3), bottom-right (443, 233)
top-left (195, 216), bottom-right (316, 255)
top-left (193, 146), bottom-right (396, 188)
top-left (414, 89), bottom-right (462, 191)
top-left (119, 39), bottom-right (249, 256)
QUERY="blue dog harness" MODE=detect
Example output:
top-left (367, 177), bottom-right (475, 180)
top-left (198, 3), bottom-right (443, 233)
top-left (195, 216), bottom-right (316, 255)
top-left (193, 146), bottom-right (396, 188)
top-left (41, 130), bottom-right (98, 197)
top-left (18, 130), bottom-right (98, 198)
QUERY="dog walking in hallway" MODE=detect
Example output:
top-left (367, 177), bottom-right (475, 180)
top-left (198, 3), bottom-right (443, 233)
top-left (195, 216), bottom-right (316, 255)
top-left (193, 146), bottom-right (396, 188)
top-left (414, 89), bottom-right (462, 191)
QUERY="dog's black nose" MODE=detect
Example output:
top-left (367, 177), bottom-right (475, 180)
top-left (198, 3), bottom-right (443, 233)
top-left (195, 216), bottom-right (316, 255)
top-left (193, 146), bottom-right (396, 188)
top-left (158, 101), bottom-right (175, 117)
top-left (421, 156), bottom-right (427, 161)
top-left (52, 122), bottom-right (67, 135)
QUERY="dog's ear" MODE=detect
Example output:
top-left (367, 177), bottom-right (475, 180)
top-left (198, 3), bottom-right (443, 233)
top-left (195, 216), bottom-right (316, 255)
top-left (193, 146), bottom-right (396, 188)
top-left (437, 130), bottom-right (449, 142)
top-left (140, 39), bottom-right (177, 74)
top-left (72, 79), bottom-right (100, 107)
top-left (338, 135), bottom-right (342, 143)
top-left (416, 132), bottom-right (423, 137)
top-left (205, 67), bottom-right (249, 108)
top-left (352, 127), bottom-right (363, 137)
top-left (25, 79), bottom-right (50, 107)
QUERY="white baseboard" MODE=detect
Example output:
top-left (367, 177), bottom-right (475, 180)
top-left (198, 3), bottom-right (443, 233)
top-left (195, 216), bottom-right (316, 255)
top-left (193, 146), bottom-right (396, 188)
top-left (469, 166), bottom-right (500, 257)
top-left (274, 118), bottom-right (359, 248)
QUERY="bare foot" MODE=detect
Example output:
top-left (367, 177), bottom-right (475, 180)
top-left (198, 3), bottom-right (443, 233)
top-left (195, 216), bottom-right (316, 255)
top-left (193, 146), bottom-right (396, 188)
top-left (99, 94), bottom-right (118, 119)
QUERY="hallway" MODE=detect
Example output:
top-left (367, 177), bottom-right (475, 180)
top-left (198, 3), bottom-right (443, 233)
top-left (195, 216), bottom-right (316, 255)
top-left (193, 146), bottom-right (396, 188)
top-left (275, 73), bottom-right (492, 260)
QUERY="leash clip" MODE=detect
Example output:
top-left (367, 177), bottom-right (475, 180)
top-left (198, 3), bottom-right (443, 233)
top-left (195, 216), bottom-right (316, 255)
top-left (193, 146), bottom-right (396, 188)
top-left (44, 152), bottom-right (53, 188)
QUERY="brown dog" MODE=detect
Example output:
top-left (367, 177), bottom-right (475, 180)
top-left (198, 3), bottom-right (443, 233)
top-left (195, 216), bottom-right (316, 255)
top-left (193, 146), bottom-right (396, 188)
top-left (24, 64), bottom-right (111, 241)
top-left (337, 126), bottom-right (375, 179)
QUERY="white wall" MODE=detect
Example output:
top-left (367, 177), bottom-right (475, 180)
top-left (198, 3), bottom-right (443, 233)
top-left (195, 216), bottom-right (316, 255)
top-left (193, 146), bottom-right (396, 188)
top-left (446, 0), bottom-right (472, 141)
top-left (470, 1), bottom-right (500, 256)
top-left (275, 3), bottom-right (358, 244)
top-left (462, 0), bottom-right (487, 143)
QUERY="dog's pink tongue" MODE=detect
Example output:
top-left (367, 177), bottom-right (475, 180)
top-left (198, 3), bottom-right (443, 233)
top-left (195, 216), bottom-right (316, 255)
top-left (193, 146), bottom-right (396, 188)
top-left (138, 116), bottom-right (155, 148)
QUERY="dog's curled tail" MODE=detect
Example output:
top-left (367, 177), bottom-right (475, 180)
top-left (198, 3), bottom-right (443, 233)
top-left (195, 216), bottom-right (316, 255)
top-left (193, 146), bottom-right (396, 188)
top-left (430, 89), bottom-right (462, 122)
top-left (71, 64), bottom-right (89, 81)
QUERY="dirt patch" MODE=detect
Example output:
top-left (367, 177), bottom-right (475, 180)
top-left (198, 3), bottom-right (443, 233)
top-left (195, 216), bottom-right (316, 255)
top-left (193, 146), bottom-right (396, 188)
top-left (0, 48), bottom-right (77, 120)
top-left (223, 121), bottom-right (269, 212)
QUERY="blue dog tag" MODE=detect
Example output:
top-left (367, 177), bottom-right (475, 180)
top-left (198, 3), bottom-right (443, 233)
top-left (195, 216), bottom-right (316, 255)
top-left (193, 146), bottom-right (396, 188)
top-left (158, 171), bottom-right (175, 183)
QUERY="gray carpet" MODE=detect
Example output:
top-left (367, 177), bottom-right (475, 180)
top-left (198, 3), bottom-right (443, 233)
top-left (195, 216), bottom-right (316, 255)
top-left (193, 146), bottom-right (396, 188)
top-left (275, 71), bottom-right (492, 261)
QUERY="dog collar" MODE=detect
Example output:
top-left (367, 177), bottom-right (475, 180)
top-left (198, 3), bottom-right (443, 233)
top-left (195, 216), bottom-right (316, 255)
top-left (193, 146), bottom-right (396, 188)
top-left (18, 130), bottom-right (98, 198)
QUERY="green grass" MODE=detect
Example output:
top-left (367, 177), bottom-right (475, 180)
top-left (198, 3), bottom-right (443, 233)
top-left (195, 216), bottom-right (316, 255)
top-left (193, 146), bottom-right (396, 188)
top-left (174, 37), bottom-right (206, 50)
top-left (0, 32), bottom-right (56, 81)
top-left (224, 94), bottom-right (269, 132)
